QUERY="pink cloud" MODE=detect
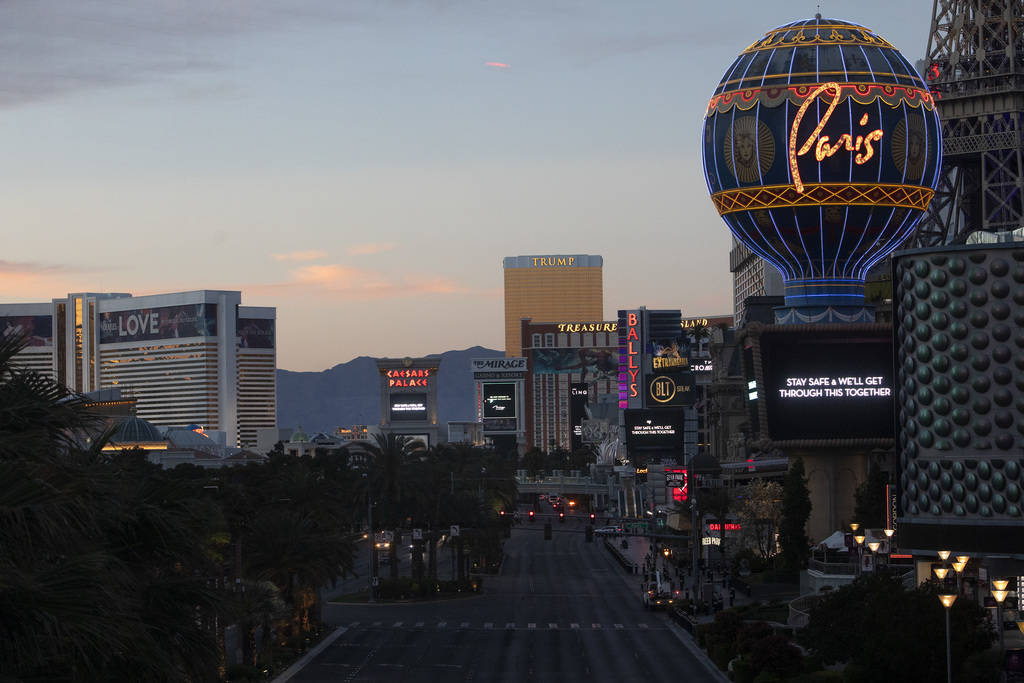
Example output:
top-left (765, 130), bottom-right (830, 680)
top-left (272, 250), bottom-right (328, 262)
top-left (346, 242), bottom-right (397, 256)
top-left (246, 263), bottom-right (469, 299)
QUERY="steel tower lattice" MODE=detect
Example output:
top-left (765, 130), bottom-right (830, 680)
top-left (912, 0), bottom-right (1024, 246)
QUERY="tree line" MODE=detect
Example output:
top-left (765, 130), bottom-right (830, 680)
top-left (0, 334), bottom-right (515, 681)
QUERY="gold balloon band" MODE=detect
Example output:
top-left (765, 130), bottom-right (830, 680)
top-left (742, 24), bottom-right (895, 54)
top-left (711, 183), bottom-right (934, 215)
top-left (707, 83), bottom-right (934, 117)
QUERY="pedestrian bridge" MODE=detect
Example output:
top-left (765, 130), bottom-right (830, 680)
top-left (514, 472), bottom-right (607, 497)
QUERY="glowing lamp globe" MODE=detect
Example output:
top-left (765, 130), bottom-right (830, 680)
top-left (702, 17), bottom-right (941, 311)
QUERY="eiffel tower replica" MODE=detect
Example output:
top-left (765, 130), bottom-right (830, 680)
top-left (912, 0), bottom-right (1024, 246)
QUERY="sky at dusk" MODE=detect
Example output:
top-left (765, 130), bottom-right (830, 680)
top-left (0, 1), bottom-right (936, 371)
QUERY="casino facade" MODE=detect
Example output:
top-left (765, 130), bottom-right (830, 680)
top-left (0, 290), bottom-right (276, 448)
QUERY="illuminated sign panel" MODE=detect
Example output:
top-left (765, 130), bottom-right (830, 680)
top-left (625, 409), bottom-right (684, 450)
top-left (473, 357), bottom-right (526, 380)
top-left (99, 304), bottom-right (217, 344)
top-left (556, 322), bottom-right (617, 333)
top-left (386, 368), bottom-right (433, 389)
top-left (569, 383), bottom-right (588, 452)
top-left (390, 394), bottom-right (428, 422)
top-left (617, 310), bottom-right (643, 410)
top-left (760, 331), bottom-right (894, 441)
top-left (482, 383), bottom-right (516, 419)
top-left (665, 466), bottom-right (688, 503)
top-left (646, 372), bottom-right (696, 406)
top-left (530, 256), bottom-right (575, 267)
top-left (531, 348), bottom-right (616, 381)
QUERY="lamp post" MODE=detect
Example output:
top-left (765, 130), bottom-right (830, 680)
top-left (867, 541), bottom-right (880, 573)
top-left (992, 579), bottom-right (1010, 655)
top-left (939, 593), bottom-right (957, 683)
top-left (951, 558), bottom-right (967, 594)
top-left (362, 473), bottom-right (376, 603)
top-left (883, 528), bottom-right (894, 570)
top-left (853, 534), bottom-right (866, 575)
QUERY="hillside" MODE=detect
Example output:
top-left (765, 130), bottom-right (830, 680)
top-left (276, 346), bottom-right (504, 434)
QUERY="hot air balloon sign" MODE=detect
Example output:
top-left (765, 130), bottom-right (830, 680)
top-left (703, 18), bottom-right (942, 310)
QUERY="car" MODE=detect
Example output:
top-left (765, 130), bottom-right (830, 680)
top-left (594, 526), bottom-right (623, 536)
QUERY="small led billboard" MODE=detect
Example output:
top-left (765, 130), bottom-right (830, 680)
top-left (482, 383), bottom-right (516, 419)
top-left (759, 330), bottom-right (893, 441)
top-left (624, 409), bottom-right (684, 449)
top-left (390, 393), bottom-right (427, 422)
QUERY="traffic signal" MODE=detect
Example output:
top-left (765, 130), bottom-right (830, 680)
top-left (499, 510), bottom-right (505, 517)
top-left (589, 513), bottom-right (596, 524)
top-left (528, 510), bottom-right (535, 522)
top-left (559, 511), bottom-right (565, 523)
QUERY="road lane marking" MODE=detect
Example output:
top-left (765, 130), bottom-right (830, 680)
top-left (592, 623), bottom-right (601, 629)
top-left (372, 621), bottom-right (382, 627)
top-left (548, 623), bottom-right (558, 629)
top-left (460, 622), bottom-right (469, 629)
top-left (392, 621), bottom-right (403, 628)
top-left (506, 622), bottom-right (515, 629)
top-left (639, 623), bottom-right (649, 629)
top-left (528, 623), bottom-right (536, 629)
top-left (484, 622), bottom-right (493, 629)
top-left (570, 623), bottom-right (579, 629)
top-left (437, 622), bottom-right (447, 629)
top-left (348, 621), bottom-right (360, 628)
top-left (414, 622), bottom-right (424, 628)
top-left (614, 623), bottom-right (624, 629)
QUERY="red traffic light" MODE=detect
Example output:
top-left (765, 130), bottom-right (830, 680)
top-left (499, 510), bottom-right (505, 516)
top-left (559, 512), bottom-right (564, 518)
top-left (589, 513), bottom-right (595, 520)
top-left (528, 510), bottom-right (534, 517)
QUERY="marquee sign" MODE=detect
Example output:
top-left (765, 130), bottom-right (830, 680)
top-left (386, 368), bottom-right (433, 388)
top-left (618, 310), bottom-right (643, 410)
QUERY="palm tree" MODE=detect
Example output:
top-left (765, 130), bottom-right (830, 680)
top-left (358, 433), bottom-right (425, 579)
top-left (0, 333), bottom-right (224, 681)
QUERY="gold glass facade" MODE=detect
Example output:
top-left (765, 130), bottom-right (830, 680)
top-left (503, 255), bottom-right (603, 357)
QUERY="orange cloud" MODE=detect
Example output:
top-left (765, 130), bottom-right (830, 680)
top-left (347, 242), bottom-right (397, 256)
top-left (272, 250), bottom-right (328, 262)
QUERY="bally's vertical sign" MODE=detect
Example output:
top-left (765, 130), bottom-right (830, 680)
top-left (617, 309), bottom-right (644, 410)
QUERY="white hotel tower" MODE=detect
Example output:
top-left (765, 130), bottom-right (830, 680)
top-left (0, 290), bottom-right (275, 448)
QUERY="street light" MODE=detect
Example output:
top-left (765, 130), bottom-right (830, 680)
top-left (883, 528), bottom-right (895, 538)
top-left (850, 522), bottom-right (861, 532)
top-left (938, 550), bottom-right (951, 561)
top-left (939, 593), bottom-right (957, 683)
top-left (993, 579), bottom-right (1010, 655)
top-left (854, 535), bottom-right (866, 575)
top-left (933, 566), bottom-right (950, 580)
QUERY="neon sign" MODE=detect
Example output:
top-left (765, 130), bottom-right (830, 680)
top-left (789, 82), bottom-right (884, 193)
top-left (387, 368), bottom-right (432, 388)
top-left (625, 312), bottom-right (640, 402)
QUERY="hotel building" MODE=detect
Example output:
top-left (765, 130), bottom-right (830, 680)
top-left (0, 290), bottom-right (275, 448)
top-left (503, 255), bottom-right (604, 357)
top-left (520, 318), bottom-right (619, 451)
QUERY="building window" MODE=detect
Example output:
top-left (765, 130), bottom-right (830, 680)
top-left (545, 333), bottom-right (555, 347)
top-left (532, 334), bottom-right (541, 348)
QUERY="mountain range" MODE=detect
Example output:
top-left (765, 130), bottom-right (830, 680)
top-left (276, 346), bottom-right (504, 435)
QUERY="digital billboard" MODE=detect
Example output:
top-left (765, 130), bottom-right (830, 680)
top-left (646, 371), bottom-right (696, 407)
top-left (569, 383), bottom-right (589, 452)
top-left (760, 331), bottom-right (894, 441)
top-left (665, 466), bottom-right (688, 503)
top-left (0, 315), bottom-right (52, 347)
top-left (531, 347), bottom-right (617, 381)
top-left (390, 394), bottom-right (427, 422)
top-left (624, 409), bottom-right (684, 450)
top-left (482, 383), bottom-right (516, 419)
top-left (237, 318), bottom-right (275, 349)
top-left (99, 304), bottom-right (217, 344)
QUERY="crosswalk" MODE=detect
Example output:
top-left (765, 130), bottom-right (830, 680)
top-left (346, 620), bottom-right (661, 631)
